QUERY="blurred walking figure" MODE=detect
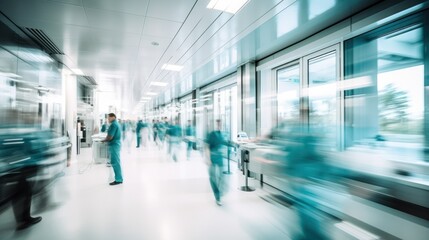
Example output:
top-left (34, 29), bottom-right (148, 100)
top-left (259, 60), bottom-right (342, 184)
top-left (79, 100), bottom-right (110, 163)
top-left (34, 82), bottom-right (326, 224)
top-left (141, 120), bottom-right (149, 147)
top-left (167, 119), bottom-right (182, 161)
top-left (100, 119), bottom-right (108, 133)
top-left (123, 120), bottom-right (133, 153)
top-left (153, 119), bottom-right (159, 145)
top-left (185, 120), bottom-right (195, 160)
top-left (205, 119), bottom-right (227, 206)
top-left (121, 119), bottom-right (128, 141)
top-left (157, 119), bottom-right (167, 149)
top-left (136, 119), bottom-right (144, 148)
top-left (273, 125), bottom-right (331, 240)
top-left (102, 113), bottom-right (123, 186)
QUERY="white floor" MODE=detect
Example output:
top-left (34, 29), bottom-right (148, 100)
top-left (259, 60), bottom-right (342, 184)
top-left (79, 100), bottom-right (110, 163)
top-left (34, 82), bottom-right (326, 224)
top-left (0, 140), bottom-right (295, 240)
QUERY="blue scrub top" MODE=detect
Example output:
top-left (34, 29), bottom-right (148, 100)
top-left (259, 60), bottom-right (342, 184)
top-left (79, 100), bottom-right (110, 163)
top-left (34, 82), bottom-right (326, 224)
top-left (206, 130), bottom-right (225, 164)
top-left (107, 119), bottom-right (121, 146)
top-left (206, 131), bottom-right (224, 150)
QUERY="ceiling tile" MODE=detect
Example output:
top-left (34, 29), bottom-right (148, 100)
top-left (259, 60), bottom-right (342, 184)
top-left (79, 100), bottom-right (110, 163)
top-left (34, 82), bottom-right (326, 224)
top-left (139, 35), bottom-right (171, 53)
top-left (143, 17), bottom-right (182, 39)
top-left (82, 0), bottom-right (149, 16)
top-left (77, 53), bottom-right (135, 74)
top-left (85, 8), bottom-right (145, 34)
top-left (146, 0), bottom-right (196, 22)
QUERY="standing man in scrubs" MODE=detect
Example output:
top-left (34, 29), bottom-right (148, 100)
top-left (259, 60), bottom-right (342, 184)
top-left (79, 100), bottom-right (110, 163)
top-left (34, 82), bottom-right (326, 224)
top-left (102, 113), bottom-right (123, 185)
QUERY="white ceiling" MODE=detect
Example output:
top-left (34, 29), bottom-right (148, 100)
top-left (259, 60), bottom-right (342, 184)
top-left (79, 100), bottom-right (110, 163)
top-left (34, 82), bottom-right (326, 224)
top-left (0, 0), bottom-right (382, 114)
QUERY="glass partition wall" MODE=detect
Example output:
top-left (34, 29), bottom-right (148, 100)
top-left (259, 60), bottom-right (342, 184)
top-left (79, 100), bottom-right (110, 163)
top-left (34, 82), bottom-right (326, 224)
top-left (275, 45), bottom-right (340, 150)
top-left (344, 12), bottom-right (427, 161)
top-left (200, 85), bottom-right (238, 141)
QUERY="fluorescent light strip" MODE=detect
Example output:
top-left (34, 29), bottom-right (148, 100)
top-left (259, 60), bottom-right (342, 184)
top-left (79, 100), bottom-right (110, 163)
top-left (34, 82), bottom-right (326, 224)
top-left (213, 0), bottom-right (229, 11)
top-left (226, 0), bottom-right (248, 13)
top-left (140, 97), bottom-right (151, 100)
top-left (150, 81), bottom-right (168, 87)
top-left (71, 68), bottom-right (84, 75)
top-left (146, 92), bottom-right (158, 96)
top-left (207, 0), bottom-right (218, 8)
top-left (162, 64), bottom-right (183, 71)
top-left (207, 0), bottom-right (248, 14)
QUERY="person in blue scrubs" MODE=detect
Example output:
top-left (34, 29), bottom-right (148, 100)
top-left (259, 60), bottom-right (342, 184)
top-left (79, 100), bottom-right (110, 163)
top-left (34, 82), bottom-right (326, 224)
top-left (205, 119), bottom-right (227, 206)
top-left (102, 113), bottom-right (123, 185)
top-left (185, 120), bottom-right (195, 160)
top-left (136, 119), bottom-right (143, 148)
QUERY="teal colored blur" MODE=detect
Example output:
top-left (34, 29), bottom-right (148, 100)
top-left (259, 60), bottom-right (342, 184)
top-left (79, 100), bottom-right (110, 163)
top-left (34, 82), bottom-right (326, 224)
top-left (107, 119), bottom-right (122, 146)
top-left (109, 144), bottom-right (123, 183)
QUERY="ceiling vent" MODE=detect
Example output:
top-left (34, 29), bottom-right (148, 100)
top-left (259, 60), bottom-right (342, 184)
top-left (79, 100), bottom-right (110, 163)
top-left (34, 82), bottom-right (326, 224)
top-left (24, 27), bottom-right (64, 55)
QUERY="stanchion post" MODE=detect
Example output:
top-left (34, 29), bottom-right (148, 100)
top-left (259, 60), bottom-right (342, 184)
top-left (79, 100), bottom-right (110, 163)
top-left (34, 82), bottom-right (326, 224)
top-left (240, 149), bottom-right (255, 192)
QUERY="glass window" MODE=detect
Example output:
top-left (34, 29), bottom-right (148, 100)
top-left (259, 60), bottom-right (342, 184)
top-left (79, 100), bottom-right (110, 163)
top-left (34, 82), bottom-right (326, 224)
top-left (230, 86), bottom-right (238, 142)
top-left (212, 85), bottom-right (237, 141)
top-left (308, 51), bottom-right (337, 147)
top-left (277, 64), bottom-right (300, 125)
top-left (345, 18), bottom-right (425, 161)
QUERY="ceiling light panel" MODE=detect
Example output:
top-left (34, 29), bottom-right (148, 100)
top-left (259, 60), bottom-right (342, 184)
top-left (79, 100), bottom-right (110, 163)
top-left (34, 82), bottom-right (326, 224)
top-left (207, 0), bottom-right (249, 14)
top-left (150, 81), bottom-right (168, 87)
top-left (71, 69), bottom-right (84, 75)
top-left (161, 64), bottom-right (184, 71)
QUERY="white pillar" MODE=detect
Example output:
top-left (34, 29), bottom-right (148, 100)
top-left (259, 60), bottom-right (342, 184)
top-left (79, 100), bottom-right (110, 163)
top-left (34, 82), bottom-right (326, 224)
top-left (63, 70), bottom-right (77, 158)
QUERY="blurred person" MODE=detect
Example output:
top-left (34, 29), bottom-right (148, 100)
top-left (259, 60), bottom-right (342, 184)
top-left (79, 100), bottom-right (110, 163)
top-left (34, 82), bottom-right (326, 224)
top-left (10, 169), bottom-right (43, 231)
top-left (141, 120), bottom-right (149, 147)
top-left (157, 119), bottom-right (167, 149)
top-left (167, 119), bottom-right (182, 162)
top-left (185, 120), bottom-right (195, 160)
top-left (153, 119), bottom-right (159, 144)
top-left (100, 119), bottom-right (108, 133)
top-left (165, 118), bottom-right (173, 155)
top-left (205, 119), bottom-right (227, 206)
top-left (1, 112), bottom-right (68, 231)
top-left (0, 110), bottom-right (43, 230)
top-left (66, 130), bottom-right (72, 167)
top-left (102, 113), bottom-right (123, 185)
top-left (277, 126), bottom-right (332, 240)
top-left (147, 119), bottom-right (153, 142)
top-left (121, 119), bottom-right (128, 141)
top-left (123, 120), bottom-right (133, 153)
top-left (136, 119), bottom-right (144, 148)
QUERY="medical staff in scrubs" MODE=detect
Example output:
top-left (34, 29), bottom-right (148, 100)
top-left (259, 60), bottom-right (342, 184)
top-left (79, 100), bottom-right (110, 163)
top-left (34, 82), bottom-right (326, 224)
top-left (205, 119), bottom-right (227, 206)
top-left (102, 113), bottom-right (123, 185)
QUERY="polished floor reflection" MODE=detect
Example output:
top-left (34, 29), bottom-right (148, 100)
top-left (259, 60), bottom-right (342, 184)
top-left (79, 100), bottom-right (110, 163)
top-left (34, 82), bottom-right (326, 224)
top-left (0, 142), bottom-right (292, 240)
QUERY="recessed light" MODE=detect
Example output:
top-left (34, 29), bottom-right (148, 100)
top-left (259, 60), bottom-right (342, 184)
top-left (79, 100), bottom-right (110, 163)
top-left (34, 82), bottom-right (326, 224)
top-left (146, 92), bottom-right (158, 96)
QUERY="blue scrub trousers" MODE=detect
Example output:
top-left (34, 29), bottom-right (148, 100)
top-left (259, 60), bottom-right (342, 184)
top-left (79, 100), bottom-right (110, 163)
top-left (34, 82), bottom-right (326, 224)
top-left (136, 133), bottom-right (141, 147)
top-left (209, 151), bottom-right (224, 201)
top-left (109, 143), bottom-right (123, 182)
